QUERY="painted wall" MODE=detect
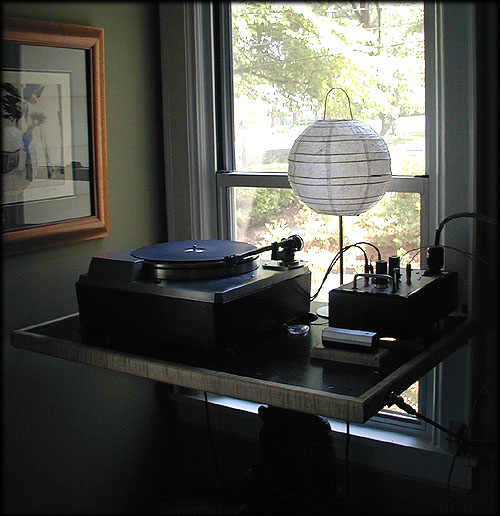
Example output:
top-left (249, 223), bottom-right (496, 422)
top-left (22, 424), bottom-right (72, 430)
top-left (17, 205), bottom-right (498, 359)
top-left (2, 3), bottom-right (167, 512)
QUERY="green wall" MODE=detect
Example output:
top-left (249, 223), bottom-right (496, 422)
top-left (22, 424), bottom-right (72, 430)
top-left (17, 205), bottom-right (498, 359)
top-left (2, 3), bottom-right (167, 512)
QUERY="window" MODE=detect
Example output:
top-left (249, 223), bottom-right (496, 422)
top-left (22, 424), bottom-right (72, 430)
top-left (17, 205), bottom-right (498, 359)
top-left (159, 1), bottom-right (478, 487)
top-left (218, 1), bottom-right (427, 424)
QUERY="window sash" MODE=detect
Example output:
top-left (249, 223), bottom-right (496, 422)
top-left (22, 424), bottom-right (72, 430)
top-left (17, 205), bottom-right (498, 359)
top-left (216, 172), bottom-right (429, 241)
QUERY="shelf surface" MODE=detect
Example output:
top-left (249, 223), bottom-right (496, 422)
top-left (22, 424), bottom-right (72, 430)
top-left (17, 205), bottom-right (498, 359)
top-left (10, 310), bottom-right (476, 423)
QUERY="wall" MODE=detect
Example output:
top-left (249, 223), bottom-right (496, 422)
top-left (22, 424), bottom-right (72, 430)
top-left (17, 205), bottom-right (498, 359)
top-left (2, 3), bottom-right (167, 512)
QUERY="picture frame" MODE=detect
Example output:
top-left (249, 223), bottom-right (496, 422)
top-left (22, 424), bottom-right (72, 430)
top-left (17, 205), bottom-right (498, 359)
top-left (1, 17), bottom-right (108, 255)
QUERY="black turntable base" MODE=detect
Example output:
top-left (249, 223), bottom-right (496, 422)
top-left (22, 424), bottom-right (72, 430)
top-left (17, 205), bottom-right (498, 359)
top-left (76, 238), bottom-right (311, 362)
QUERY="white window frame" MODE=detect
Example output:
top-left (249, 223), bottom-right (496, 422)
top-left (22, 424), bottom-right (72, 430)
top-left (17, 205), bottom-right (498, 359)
top-left (159, 1), bottom-right (478, 489)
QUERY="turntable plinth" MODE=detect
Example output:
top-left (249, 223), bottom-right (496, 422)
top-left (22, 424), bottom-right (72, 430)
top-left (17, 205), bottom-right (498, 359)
top-left (76, 240), bottom-right (311, 359)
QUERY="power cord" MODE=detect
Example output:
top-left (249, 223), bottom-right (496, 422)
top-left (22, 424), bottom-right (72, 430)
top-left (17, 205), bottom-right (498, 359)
top-left (401, 244), bottom-right (495, 276)
top-left (388, 393), bottom-right (470, 515)
top-left (310, 242), bottom-right (377, 301)
top-left (345, 421), bottom-right (350, 498)
top-left (203, 391), bottom-right (225, 511)
top-left (387, 393), bottom-right (471, 446)
top-left (388, 379), bottom-right (496, 514)
top-left (446, 376), bottom-right (496, 513)
top-left (434, 212), bottom-right (496, 246)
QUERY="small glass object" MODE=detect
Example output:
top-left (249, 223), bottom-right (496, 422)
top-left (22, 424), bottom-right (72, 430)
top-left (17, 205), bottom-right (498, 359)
top-left (286, 324), bottom-right (310, 336)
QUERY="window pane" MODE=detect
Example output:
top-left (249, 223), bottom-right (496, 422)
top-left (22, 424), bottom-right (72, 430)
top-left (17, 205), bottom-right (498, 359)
top-left (232, 188), bottom-right (421, 303)
top-left (231, 2), bottom-right (425, 176)
top-left (233, 186), bottom-right (342, 298)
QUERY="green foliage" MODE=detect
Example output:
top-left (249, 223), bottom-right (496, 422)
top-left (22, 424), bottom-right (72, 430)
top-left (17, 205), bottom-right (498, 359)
top-left (238, 188), bottom-right (299, 229)
top-left (232, 3), bottom-right (333, 111)
top-left (232, 2), bottom-right (425, 120)
top-left (356, 192), bottom-right (421, 256)
top-left (295, 204), bottom-right (339, 252)
top-left (233, 2), bottom-right (424, 281)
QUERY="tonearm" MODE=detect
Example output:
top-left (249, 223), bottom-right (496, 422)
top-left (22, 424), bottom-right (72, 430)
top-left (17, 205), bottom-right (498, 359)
top-left (223, 235), bottom-right (304, 269)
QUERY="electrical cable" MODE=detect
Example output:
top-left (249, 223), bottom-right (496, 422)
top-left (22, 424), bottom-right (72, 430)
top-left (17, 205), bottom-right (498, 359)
top-left (310, 249), bottom-right (342, 302)
top-left (310, 242), bottom-right (371, 301)
top-left (401, 245), bottom-right (495, 276)
top-left (203, 391), bottom-right (224, 510)
top-left (390, 377), bottom-right (496, 513)
top-left (446, 376), bottom-right (496, 513)
top-left (434, 212), bottom-right (496, 246)
top-left (388, 393), bottom-right (470, 514)
top-left (388, 394), bottom-right (471, 445)
top-left (446, 450), bottom-right (460, 514)
top-left (345, 421), bottom-right (350, 498)
top-left (349, 241), bottom-right (381, 260)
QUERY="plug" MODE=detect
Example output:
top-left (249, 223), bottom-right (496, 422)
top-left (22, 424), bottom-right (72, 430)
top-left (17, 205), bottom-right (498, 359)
top-left (425, 245), bottom-right (444, 275)
top-left (448, 420), bottom-right (470, 456)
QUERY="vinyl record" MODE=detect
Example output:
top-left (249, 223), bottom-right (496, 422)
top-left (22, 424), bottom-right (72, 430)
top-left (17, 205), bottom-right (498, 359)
top-left (130, 239), bottom-right (259, 280)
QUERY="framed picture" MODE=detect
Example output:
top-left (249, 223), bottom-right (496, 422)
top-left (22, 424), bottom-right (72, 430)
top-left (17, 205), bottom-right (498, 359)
top-left (1, 17), bottom-right (108, 255)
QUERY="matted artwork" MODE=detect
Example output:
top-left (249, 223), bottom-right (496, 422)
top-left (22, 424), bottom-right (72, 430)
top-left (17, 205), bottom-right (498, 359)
top-left (2, 17), bottom-right (108, 255)
top-left (2, 70), bottom-right (74, 205)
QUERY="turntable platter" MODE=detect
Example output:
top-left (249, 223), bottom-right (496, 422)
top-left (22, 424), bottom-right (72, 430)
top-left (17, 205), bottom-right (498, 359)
top-left (130, 239), bottom-right (259, 280)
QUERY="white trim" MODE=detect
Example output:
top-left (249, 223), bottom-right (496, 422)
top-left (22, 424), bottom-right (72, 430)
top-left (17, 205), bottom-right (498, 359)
top-left (217, 172), bottom-right (427, 193)
top-left (159, 3), bottom-right (217, 241)
top-left (215, 172), bottom-right (428, 241)
top-left (433, 2), bottom-right (477, 449)
top-left (184, 3), bottom-right (218, 239)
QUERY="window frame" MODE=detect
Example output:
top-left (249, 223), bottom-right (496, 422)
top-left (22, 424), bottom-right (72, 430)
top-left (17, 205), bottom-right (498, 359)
top-left (215, 1), bottom-right (431, 432)
top-left (158, 1), bottom-right (479, 488)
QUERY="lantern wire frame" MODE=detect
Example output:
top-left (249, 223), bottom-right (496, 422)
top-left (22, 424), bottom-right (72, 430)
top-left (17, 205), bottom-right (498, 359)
top-left (323, 86), bottom-right (353, 121)
top-left (288, 95), bottom-right (391, 220)
top-left (288, 86), bottom-right (392, 289)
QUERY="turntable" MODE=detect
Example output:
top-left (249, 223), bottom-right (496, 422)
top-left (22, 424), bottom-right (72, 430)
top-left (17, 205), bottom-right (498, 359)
top-left (76, 236), bottom-right (311, 360)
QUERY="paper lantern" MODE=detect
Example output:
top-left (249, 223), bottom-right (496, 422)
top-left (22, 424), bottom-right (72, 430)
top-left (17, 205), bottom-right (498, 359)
top-left (288, 118), bottom-right (391, 216)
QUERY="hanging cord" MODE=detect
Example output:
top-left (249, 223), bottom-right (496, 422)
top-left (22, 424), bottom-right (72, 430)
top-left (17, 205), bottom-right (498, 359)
top-left (345, 421), bottom-right (350, 498)
top-left (311, 243), bottom-right (368, 301)
top-left (388, 393), bottom-right (472, 445)
top-left (203, 392), bottom-right (225, 510)
top-left (446, 376), bottom-right (497, 513)
top-left (434, 212), bottom-right (496, 246)
top-left (310, 242), bottom-right (379, 301)
top-left (323, 87), bottom-right (353, 120)
top-left (351, 241), bottom-right (382, 261)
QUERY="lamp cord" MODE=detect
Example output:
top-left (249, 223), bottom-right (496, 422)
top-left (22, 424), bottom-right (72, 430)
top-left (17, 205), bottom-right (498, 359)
top-left (401, 244), bottom-right (495, 276)
top-left (388, 393), bottom-right (471, 445)
top-left (311, 244), bottom-right (368, 301)
top-left (310, 241), bottom-right (380, 301)
top-left (203, 392), bottom-right (224, 510)
top-left (345, 421), bottom-right (350, 498)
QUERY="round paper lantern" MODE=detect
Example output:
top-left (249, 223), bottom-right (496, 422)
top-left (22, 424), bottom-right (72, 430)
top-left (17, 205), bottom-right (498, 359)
top-left (287, 119), bottom-right (391, 216)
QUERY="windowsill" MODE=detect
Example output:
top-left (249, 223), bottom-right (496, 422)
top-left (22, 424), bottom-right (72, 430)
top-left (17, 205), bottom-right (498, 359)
top-left (176, 390), bottom-right (475, 491)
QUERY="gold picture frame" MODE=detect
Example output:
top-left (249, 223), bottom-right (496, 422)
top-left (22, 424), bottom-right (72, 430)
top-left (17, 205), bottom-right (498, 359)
top-left (1, 17), bottom-right (108, 255)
